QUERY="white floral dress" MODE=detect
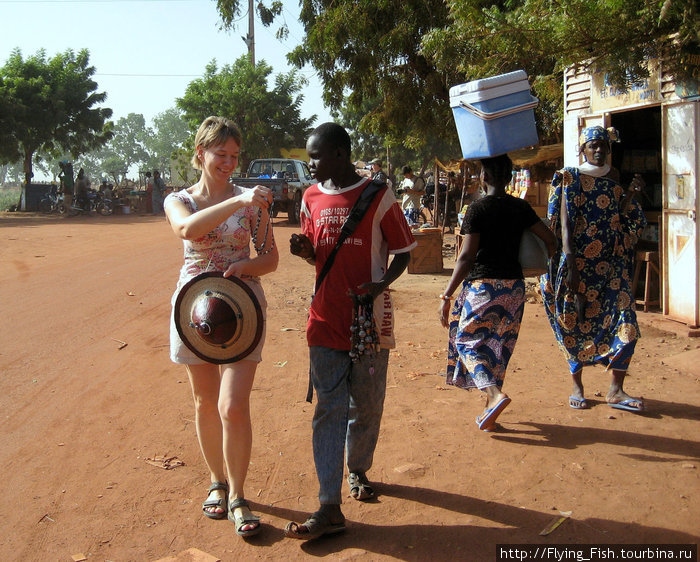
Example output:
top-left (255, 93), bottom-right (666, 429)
top-left (165, 187), bottom-right (268, 364)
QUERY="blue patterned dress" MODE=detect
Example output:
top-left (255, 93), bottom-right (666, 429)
top-left (447, 279), bottom-right (526, 390)
top-left (540, 168), bottom-right (646, 374)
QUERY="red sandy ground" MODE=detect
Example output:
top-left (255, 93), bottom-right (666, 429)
top-left (0, 213), bottom-right (698, 562)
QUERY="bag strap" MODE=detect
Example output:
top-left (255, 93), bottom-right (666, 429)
top-left (313, 179), bottom-right (385, 295)
top-left (305, 178), bottom-right (385, 403)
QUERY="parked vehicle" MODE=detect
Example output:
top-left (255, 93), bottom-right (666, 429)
top-left (70, 188), bottom-right (113, 216)
top-left (94, 189), bottom-right (113, 216)
top-left (38, 186), bottom-right (66, 214)
top-left (232, 159), bottom-right (314, 224)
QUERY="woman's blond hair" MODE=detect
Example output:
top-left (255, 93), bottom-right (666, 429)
top-left (191, 116), bottom-right (243, 170)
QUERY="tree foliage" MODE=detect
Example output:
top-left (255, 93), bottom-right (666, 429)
top-left (77, 109), bottom-right (191, 184)
top-left (215, 0), bottom-right (285, 36)
top-left (216, 0), bottom-right (698, 155)
top-left (176, 55), bottom-right (314, 170)
top-left (145, 108), bottom-right (192, 172)
top-left (0, 48), bottom-right (113, 183)
top-left (423, 0), bottom-right (699, 142)
top-left (288, 0), bottom-right (458, 158)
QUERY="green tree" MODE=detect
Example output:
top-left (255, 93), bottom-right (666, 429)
top-left (215, 0), bottom-right (285, 35)
top-left (0, 48), bottom-right (113, 183)
top-left (79, 113), bottom-right (149, 184)
top-left (288, 1), bottom-right (457, 154)
top-left (111, 113), bottom-right (150, 172)
top-left (144, 108), bottom-right (192, 173)
top-left (423, 0), bottom-right (698, 142)
top-left (177, 56), bottom-right (314, 170)
top-left (216, 0), bottom-right (698, 149)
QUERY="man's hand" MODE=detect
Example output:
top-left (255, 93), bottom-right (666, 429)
top-left (355, 281), bottom-right (385, 302)
top-left (290, 233), bottom-right (314, 259)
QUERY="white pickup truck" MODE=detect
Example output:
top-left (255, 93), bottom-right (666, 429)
top-left (233, 158), bottom-right (314, 223)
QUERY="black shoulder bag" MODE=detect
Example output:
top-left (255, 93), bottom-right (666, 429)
top-left (305, 179), bottom-right (386, 402)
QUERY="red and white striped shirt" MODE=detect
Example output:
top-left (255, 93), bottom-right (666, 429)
top-left (301, 177), bottom-right (416, 350)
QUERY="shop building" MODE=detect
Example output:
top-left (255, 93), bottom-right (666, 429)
top-left (562, 59), bottom-right (699, 329)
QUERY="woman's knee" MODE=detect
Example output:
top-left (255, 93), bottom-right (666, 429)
top-left (218, 396), bottom-right (251, 425)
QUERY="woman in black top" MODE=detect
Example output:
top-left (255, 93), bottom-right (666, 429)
top-left (439, 154), bottom-right (556, 431)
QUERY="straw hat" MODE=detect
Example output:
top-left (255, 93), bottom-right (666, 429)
top-left (174, 272), bottom-right (263, 364)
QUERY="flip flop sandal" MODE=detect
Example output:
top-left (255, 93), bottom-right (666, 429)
top-left (347, 472), bottom-right (375, 501)
top-left (228, 498), bottom-right (261, 537)
top-left (608, 398), bottom-right (644, 413)
top-left (475, 396), bottom-right (511, 431)
top-left (569, 396), bottom-right (588, 410)
top-left (202, 481), bottom-right (228, 520)
top-left (284, 510), bottom-right (346, 540)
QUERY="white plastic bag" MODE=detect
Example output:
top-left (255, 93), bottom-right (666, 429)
top-left (519, 218), bottom-right (550, 277)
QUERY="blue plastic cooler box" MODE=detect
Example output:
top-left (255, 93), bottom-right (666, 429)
top-left (450, 70), bottom-right (539, 159)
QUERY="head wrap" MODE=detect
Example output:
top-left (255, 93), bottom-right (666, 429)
top-left (579, 126), bottom-right (620, 149)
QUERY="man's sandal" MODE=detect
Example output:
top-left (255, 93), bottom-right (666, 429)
top-left (284, 511), bottom-right (346, 540)
top-left (348, 472), bottom-right (375, 501)
top-left (228, 498), bottom-right (261, 537)
top-left (202, 481), bottom-right (228, 520)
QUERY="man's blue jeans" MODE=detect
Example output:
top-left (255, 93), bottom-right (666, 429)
top-left (309, 346), bottom-right (389, 505)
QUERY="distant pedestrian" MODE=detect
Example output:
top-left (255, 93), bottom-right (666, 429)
top-left (58, 161), bottom-right (74, 212)
top-left (152, 170), bottom-right (166, 215)
top-left (74, 168), bottom-right (89, 211)
top-left (397, 165), bottom-right (425, 226)
top-left (144, 171), bottom-right (154, 214)
top-left (368, 158), bottom-right (387, 184)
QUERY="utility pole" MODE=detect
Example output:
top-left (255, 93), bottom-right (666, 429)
top-left (242, 0), bottom-right (255, 66)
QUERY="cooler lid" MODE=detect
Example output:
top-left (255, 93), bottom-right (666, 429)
top-left (449, 70), bottom-right (531, 104)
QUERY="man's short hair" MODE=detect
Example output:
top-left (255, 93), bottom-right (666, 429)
top-left (310, 122), bottom-right (351, 156)
top-left (402, 165), bottom-right (412, 175)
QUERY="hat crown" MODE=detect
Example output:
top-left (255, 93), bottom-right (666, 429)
top-left (191, 292), bottom-right (238, 345)
top-left (174, 271), bottom-right (263, 364)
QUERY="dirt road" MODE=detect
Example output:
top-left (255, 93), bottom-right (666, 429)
top-left (1, 213), bottom-right (698, 562)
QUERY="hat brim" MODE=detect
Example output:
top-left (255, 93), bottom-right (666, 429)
top-left (174, 272), bottom-right (263, 364)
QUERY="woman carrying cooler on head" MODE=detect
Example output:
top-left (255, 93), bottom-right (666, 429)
top-left (439, 154), bottom-right (556, 431)
top-left (164, 116), bottom-right (278, 537)
top-left (540, 126), bottom-right (647, 412)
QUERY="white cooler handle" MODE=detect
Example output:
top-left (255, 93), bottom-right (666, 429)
top-left (459, 98), bottom-right (539, 120)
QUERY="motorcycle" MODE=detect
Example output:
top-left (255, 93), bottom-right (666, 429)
top-left (94, 189), bottom-right (113, 216)
top-left (38, 187), bottom-right (66, 214)
top-left (71, 189), bottom-right (113, 216)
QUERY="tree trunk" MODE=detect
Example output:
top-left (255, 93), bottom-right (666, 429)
top-left (23, 149), bottom-right (34, 185)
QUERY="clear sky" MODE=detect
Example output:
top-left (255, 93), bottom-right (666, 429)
top-left (0, 0), bottom-right (333, 128)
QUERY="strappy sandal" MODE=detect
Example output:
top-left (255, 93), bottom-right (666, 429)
top-left (228, 498), bottom-right (261, 537)
top-left (348, 472), bottom-right (375, 501)
top-left (202, 481), bottom-right (228, 520)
